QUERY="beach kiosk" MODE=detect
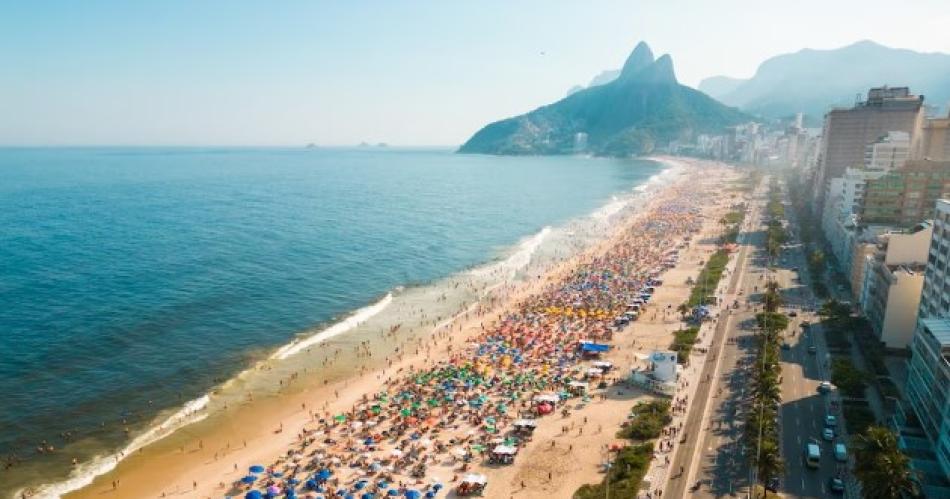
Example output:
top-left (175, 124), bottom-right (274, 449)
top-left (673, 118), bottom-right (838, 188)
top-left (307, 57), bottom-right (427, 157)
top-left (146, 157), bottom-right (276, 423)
top-left (457, 473), bottom-right (487, 496)
top-left (489, 444), bottom-right (518, 465)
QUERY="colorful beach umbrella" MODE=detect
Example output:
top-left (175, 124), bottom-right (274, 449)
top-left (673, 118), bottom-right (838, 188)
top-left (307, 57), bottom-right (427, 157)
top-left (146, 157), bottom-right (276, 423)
top-left (250, 465), bottom-right (266, 473)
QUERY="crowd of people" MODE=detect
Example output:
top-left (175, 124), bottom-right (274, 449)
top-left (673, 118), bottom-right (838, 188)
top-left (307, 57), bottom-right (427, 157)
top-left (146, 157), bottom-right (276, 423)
top-left (232, 186), bottom-right (707, 499)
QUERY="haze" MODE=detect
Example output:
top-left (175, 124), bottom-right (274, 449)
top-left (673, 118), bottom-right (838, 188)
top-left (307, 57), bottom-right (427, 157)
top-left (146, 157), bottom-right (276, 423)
top-left (2, 0), bottom-right (948, 146)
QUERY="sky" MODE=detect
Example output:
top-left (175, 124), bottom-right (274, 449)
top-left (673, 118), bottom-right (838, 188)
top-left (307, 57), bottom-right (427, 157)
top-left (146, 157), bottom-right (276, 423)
top-left (2, 0), bottom-right (949, 147)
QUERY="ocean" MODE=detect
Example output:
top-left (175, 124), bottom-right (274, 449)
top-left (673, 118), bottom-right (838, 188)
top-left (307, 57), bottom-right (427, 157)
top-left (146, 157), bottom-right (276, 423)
top-left (0, 147), bottom-right (664, 496)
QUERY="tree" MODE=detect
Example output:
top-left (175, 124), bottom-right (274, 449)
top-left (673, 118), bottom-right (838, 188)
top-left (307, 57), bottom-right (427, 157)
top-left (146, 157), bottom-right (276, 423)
top-left (854, 426), bottom-right (920, 499)
top-left (762, 281), bottom-right (783, 313)
top-left (676, 303), bottom-right (690, 320)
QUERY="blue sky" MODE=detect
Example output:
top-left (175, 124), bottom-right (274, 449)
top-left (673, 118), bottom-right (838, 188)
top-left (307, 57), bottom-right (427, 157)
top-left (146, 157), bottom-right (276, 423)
top-left (2, 0), bottom-right (948, 146)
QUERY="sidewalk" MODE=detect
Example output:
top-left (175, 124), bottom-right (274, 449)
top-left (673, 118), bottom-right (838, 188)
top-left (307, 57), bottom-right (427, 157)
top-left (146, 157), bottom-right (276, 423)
top-left (640, 207), bottom-right (753, 498)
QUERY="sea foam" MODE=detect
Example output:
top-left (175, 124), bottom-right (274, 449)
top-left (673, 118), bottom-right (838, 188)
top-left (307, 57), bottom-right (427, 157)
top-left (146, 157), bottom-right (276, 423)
top-left (271, 292), bottom-right (394, 360)
top-left (20, 395), bottom-right (210, 499)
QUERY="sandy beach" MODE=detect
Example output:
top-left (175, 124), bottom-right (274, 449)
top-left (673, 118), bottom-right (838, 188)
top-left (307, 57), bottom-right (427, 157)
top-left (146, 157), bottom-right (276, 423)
top-left (55, 157), bottom-right (740, 499)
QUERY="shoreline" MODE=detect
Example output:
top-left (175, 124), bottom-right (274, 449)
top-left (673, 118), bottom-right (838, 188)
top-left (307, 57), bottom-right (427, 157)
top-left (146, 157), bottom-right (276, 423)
top-left (20, 156), bottom-right (729, 499)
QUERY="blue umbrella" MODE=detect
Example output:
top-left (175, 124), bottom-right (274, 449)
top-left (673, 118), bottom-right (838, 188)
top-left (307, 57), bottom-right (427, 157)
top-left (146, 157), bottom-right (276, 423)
top-left (242, 475), bottom-right (258, 484)
top-left (305, 479), bottom-right (318, 490)
top-left (432, 484), bottom-right (443, 491)
top-left (425, 492), bottom-right (435, 499)
top-left (271, 471), bottom-right (284, 478)
top-left (345, 494), bottom-right (355, 499)
top-left (404, 491), bottom-right (422, 499)
top-left (246, 492), bottom-right (263, 499)
top-left (288, 478), bottom-right (300, 485)
top-left (355, 482), bottom-right (366, 490)
top-left (250, 465), bottom-right (266, 473)
top-left (362, 494), bottom-right (374, 499)
top-left (318, 469), bottom-right (332, 480)
top-left (387, 490), bottom-right (399, 497)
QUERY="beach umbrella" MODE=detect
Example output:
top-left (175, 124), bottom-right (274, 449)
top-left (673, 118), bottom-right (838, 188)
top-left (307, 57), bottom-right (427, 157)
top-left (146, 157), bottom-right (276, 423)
top-left (243, 475), bottom-right (258, 484)
top-left (246, 492), bottom-right (263, 499)
top-left (317, 469), bottom-right (332, 480)
top-left (404, 491), bottom-right (422, 499)
top-left (306, 479), bottom-right (318, 490)
top-left (425, 492), bottom-right (435, 498)
top-left (354, 482), bottom-right (366, 490)
top-left (250, 465), bottom-right (266, 473)
top-left (272, 472), bottom-right (284, 478)
top-left (387, 490), bottom-right (399, 497)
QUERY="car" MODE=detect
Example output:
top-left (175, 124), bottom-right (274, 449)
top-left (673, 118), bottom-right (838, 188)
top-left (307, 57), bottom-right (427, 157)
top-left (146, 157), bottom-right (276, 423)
top-left (789, 311), bottom-right (798, 317)
top-left (818, 381), bottom-right (833, 393)
top-left (792, 266), bottom-right (800, 272)
top-left (822, 427), bottom-right (835, 440)
top-left (829, 476), bottom-right (845, 493)
top-left (781, 342), bottom-right (791, 350)
top-left (801, 320), bottom-right (811, 327)
top-left (825, 415), bottom-right (838, 427)
top-left (808, 345), bottom-right (817, 354)
top-left (834, 443), bottom-right (848, 462)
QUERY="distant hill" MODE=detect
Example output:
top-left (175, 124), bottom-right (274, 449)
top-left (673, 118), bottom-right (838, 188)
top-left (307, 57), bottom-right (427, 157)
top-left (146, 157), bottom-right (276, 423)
top-left (699, 40), bottom-right (950, 120)
top-left (460, 42), bottom-right (748, 157)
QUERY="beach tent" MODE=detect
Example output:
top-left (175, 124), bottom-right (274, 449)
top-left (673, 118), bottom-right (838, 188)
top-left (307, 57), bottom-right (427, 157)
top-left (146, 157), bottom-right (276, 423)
top-left (492, 445), bottom-right (517, 455)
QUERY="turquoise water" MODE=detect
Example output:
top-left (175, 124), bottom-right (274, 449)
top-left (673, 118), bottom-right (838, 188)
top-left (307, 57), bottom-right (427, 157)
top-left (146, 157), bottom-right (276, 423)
top-left (0, 147), bottom-right (661, 492)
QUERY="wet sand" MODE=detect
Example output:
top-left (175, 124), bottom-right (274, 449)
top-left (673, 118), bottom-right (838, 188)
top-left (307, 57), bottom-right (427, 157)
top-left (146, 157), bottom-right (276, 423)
top-left (60, 157), bottom-right (739, 499)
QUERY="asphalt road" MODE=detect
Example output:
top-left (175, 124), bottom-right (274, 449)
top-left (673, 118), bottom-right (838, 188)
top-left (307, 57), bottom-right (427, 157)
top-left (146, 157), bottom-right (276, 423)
top-left (665, 178), bottom-right (857, 499)
top-left (665, 180), bottom-right (766, 498)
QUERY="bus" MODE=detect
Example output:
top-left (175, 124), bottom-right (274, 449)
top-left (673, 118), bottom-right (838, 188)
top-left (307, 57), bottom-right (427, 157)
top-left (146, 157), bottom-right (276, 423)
top-left (805, 443), bottom-right (821, 468)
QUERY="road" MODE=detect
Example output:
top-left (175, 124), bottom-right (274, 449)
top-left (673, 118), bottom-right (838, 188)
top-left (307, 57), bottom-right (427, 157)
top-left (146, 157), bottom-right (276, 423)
top-left (665, 177), bottom-right (856, 498)
top-left (665, 178), bottom-right (766, 498)
top-left (776, 187), bottom-right (857, 498)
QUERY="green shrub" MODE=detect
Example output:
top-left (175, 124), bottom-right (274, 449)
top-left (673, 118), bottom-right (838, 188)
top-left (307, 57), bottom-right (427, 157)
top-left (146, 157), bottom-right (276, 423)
top-left (574, 442), bottom-right (654, 499)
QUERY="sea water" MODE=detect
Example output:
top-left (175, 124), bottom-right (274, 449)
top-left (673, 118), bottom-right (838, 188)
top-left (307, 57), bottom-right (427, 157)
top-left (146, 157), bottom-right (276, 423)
top-left (0, 147), bottom-right (663, 495)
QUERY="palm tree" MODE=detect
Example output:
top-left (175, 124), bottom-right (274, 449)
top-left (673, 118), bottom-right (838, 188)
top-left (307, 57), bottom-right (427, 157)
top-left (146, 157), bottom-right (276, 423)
top-left (854, 426), bottom-right (920, 499)
top-left (676, 303), bottom-right (690, 320)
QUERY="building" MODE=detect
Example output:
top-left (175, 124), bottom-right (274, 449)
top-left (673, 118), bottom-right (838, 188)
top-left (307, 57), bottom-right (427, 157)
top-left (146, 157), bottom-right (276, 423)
top-left (899, 318), bottom-right (950, 496)
top-left (894, 199), bottom-right (950, 495)
top-left (918, 114), bottom-right (950, 161)
top-left (813, 87), bottom-right (926, 206)
top-left (865, 131), bottom-right (911, 171)
top-left (857, 223), bottom-right (932, 348)
top-left (861, 159), bottom-right (950, 227)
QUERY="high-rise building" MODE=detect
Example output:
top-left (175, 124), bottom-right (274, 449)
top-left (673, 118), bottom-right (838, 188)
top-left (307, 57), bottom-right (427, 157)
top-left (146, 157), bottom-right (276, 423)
top-left (896, 199), bottom-right (950, 495)
top-left (857, 223), bottom-right (932, 348)
top-left (918, 114), bottom-right (950, 161)
top-left (861, 159), bottom-right (950, 227)
top-left (865, 131), bottom-right (911, 171)
top-left (813, 87), bottom-right (926, 206)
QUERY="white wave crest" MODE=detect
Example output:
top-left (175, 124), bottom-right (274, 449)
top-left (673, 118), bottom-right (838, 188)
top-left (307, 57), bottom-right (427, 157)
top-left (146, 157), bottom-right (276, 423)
top-left (593, 196), bottom-right (628, 219)
top-left (21, 395), bottom-right (210, 499)
top-left (469, 227), bottom-right (550, 279)
top-left (271, 292), bottom-right (394, 360)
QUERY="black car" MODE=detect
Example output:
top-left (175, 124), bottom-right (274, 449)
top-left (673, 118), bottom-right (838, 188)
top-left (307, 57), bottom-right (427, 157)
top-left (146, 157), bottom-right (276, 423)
top-left (765, 476), bottom-right (780, 493)
top-left (829, 476), bottom-right (845, 493)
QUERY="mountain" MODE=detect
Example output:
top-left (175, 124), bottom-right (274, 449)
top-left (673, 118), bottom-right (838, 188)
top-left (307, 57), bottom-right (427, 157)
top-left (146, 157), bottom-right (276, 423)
top-left (459, 42), bottom-right (748, 157)
top-left (566, 69), bottom-right (622, 96)
top-left (699, 40), bottom-right (950, 120)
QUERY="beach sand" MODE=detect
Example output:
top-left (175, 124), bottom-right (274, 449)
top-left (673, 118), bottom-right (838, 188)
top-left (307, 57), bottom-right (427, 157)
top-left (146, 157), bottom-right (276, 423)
top-left (59, 157), bottom-right (740, 499)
